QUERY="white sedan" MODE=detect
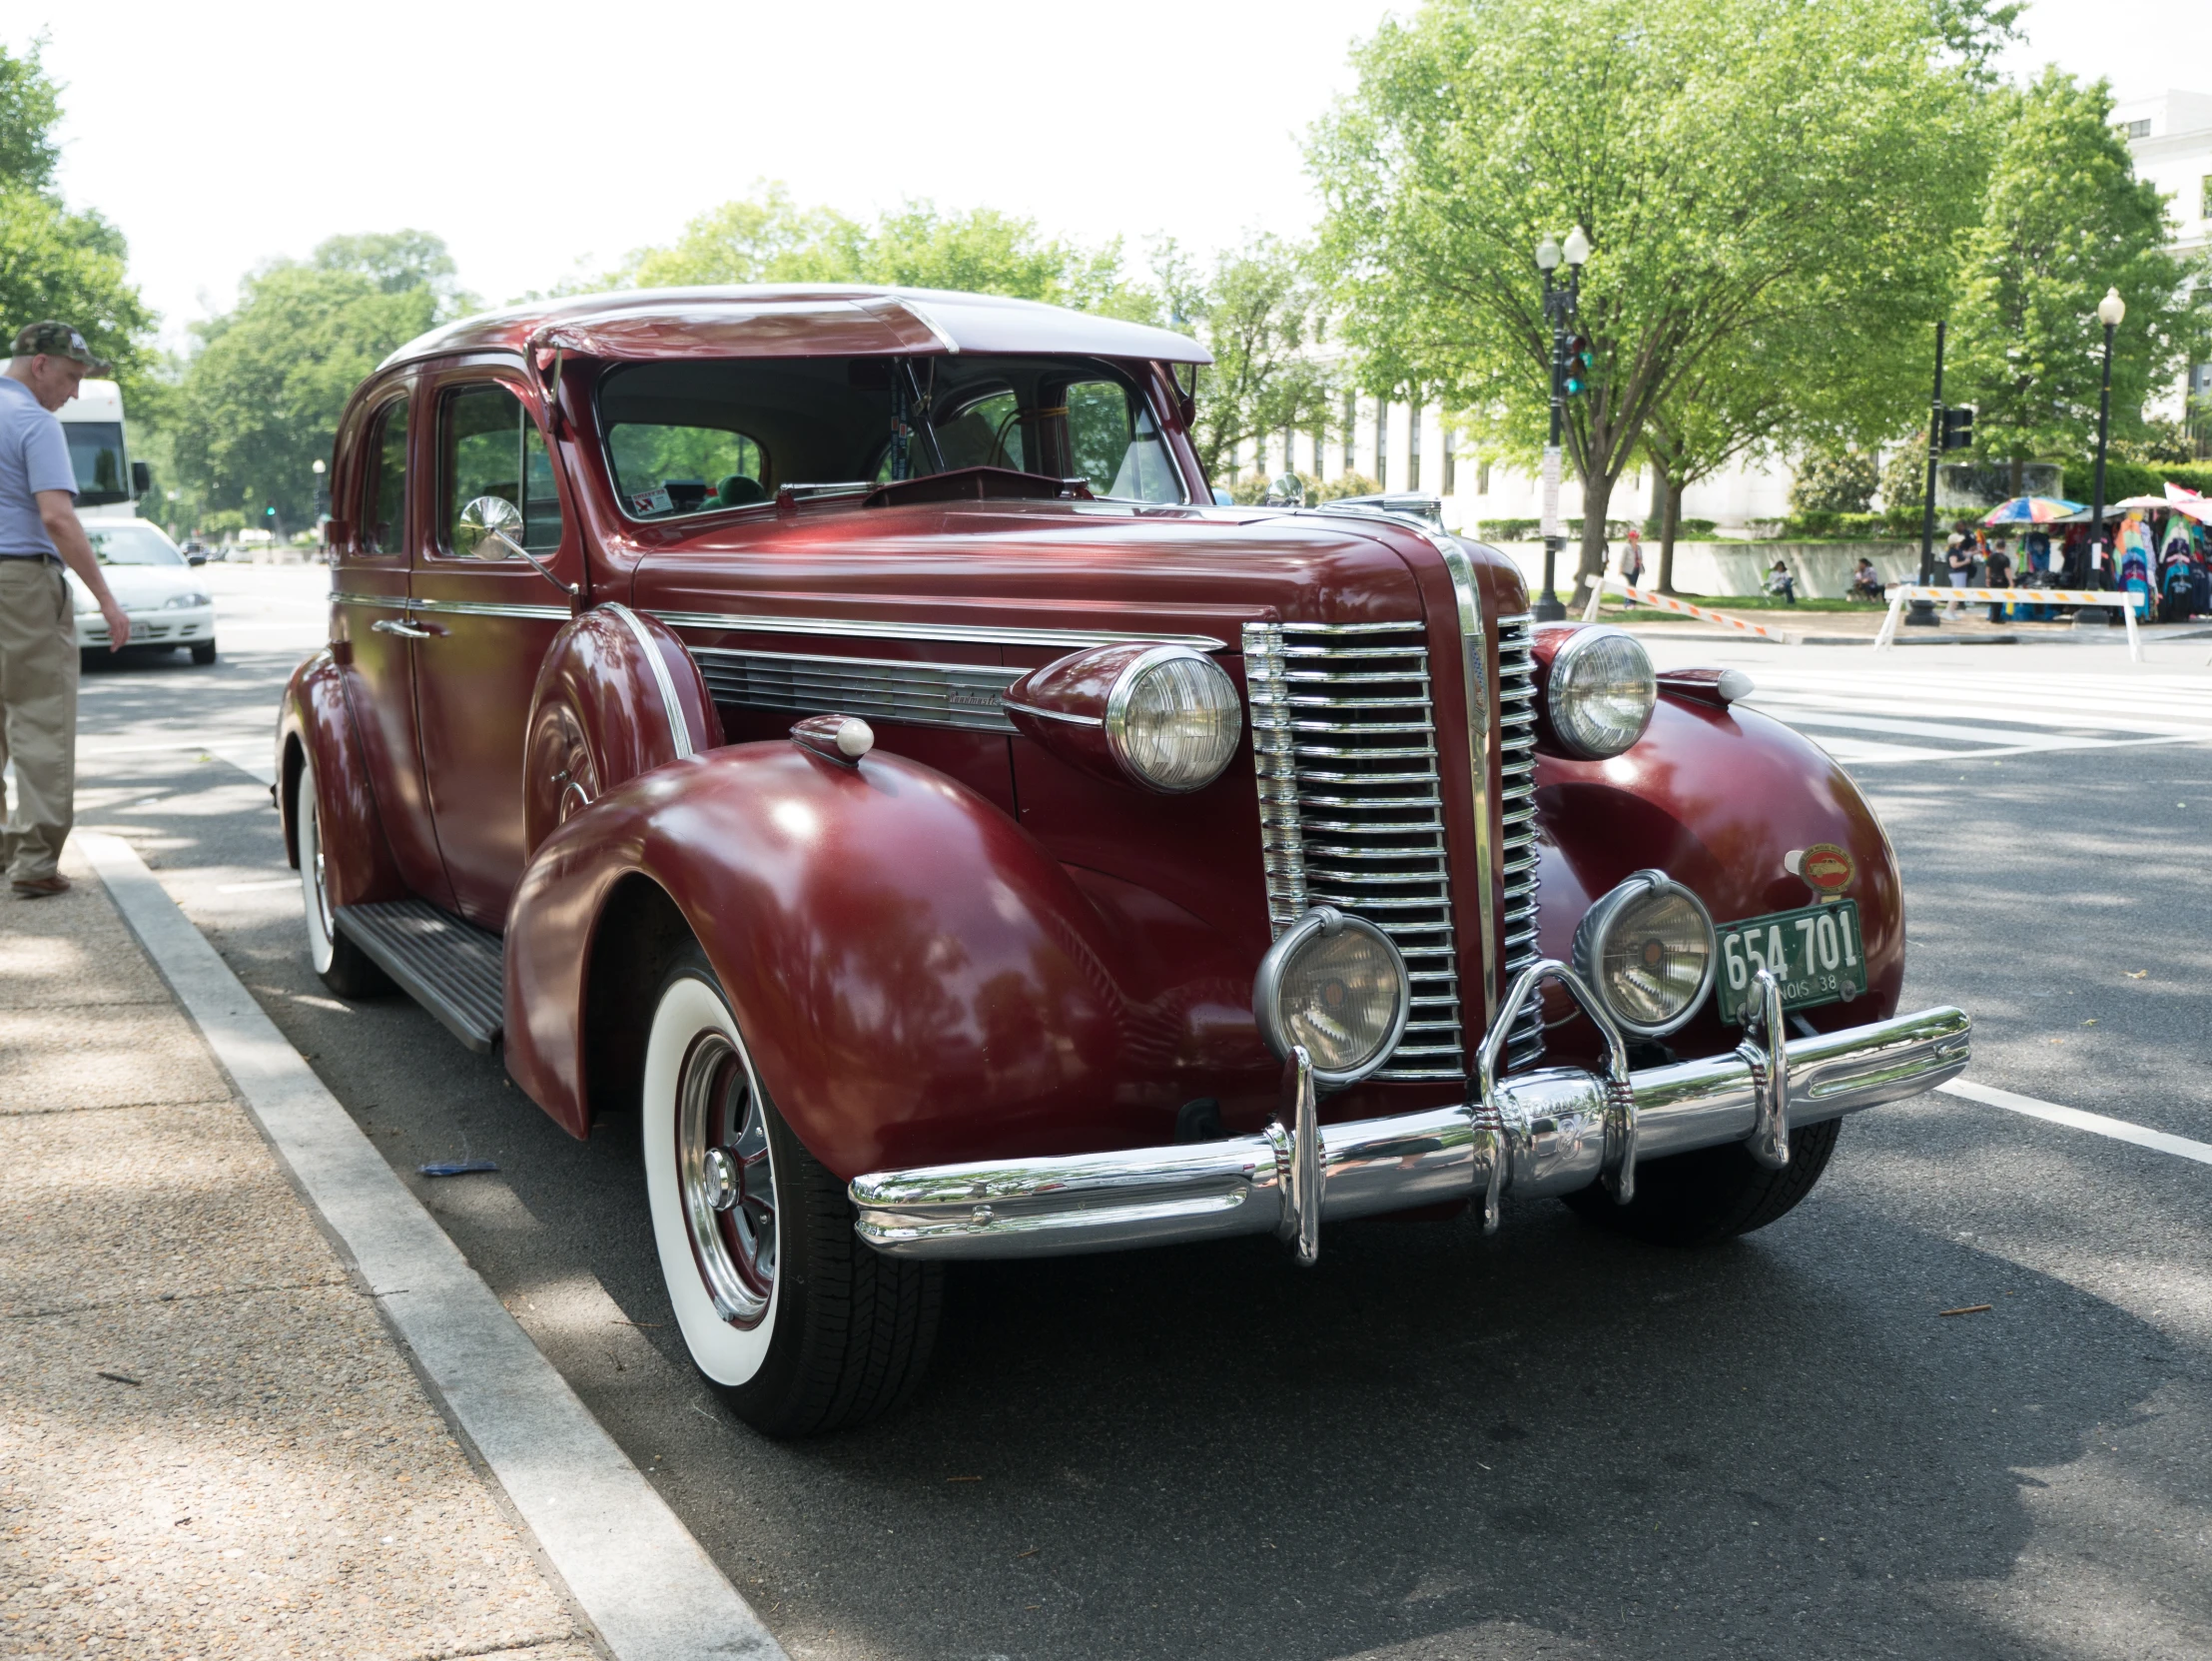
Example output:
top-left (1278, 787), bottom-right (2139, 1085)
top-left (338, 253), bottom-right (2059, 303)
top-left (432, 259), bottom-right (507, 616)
top-left (70, 520), bottom-right (218, 664)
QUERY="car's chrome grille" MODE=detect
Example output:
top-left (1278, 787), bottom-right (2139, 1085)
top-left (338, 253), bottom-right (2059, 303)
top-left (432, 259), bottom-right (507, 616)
top-left (1495, 615), bottom-right (1544, 1070)
top-left (692, 646), bottom-right (1020, 733)
top-left (1245, 620), bottom-right (1462, 1082)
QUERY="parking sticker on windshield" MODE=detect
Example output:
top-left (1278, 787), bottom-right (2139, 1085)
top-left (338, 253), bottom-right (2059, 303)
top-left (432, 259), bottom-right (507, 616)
top-left (631, 485), bottom-right (673, 516)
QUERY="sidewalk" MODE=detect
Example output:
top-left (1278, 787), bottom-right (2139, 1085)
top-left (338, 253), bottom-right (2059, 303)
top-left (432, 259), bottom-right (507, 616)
top-left (1, 844), bottom-right (602, 1660)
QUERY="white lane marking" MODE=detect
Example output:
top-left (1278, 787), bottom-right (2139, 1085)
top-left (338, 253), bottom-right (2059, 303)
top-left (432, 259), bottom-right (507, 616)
top-left (74, 737), bottom-right (278, 786)
top-left (1753, 705), bottom-right (2166, 750)
top-left (74, 831), bottom-right (786, 1661)
top-left (1940, 1079), bottom-right (2212, 1168)
top-left (216, 877), bottom-right (301, 893)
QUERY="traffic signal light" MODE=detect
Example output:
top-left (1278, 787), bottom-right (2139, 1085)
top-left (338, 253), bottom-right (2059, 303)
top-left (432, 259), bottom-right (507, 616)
top-left (1564, 335), bottom-right (1593, 396)
top-left (1940, 406), bottom-right (1973, 451)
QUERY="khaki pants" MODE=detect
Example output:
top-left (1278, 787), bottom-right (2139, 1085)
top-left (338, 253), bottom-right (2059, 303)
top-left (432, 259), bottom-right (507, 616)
top-left (0, 559), bottom-right (78, 883)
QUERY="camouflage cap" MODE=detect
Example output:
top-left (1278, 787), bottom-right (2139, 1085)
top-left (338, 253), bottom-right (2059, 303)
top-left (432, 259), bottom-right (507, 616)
top-left (11, 321), bottom-right (111, 375)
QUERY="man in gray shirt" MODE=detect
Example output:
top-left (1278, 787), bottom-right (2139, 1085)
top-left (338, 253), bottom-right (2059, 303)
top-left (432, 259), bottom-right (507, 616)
top-left (1, 321), bottom-right (132, 898)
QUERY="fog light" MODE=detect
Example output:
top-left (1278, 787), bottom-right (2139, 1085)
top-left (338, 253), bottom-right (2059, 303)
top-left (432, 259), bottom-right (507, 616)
top-left (1253, 907), bottom-right (1410, 1089)
top-left (1572, 870), bottom-right (1716, 1038)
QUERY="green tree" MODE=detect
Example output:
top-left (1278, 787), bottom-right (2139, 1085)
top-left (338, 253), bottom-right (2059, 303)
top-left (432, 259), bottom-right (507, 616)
top-left (171, 234), bottom-right (461, 526)
top-left (1152, 234), bottom-right (1337, 486)
top-left (0, 38), bottom-right (152, 386)
top-left (1791, 449), bottom-right (1879, 515)
top-left (1947, 70), bottom-right (2205, 496)
top-left (1310, 0), bottom-right (1989, 605)
top-left (621, 181), bottom-right (1154, 318)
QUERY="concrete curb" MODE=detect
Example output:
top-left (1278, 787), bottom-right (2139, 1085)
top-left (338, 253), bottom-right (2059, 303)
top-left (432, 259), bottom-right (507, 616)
top-left (74, 831), bottom-right (786, 1661)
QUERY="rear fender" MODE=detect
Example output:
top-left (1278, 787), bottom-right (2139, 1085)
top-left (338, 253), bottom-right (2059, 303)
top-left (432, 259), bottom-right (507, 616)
top-left (279, 650), bottom-right (405, 907)
top-left (520, 604), bottom-right (721, 859)
top-left (504, 742), bottom-right (1181, 1177)
top-left (1532, 694), bottom-right (1905, 1066)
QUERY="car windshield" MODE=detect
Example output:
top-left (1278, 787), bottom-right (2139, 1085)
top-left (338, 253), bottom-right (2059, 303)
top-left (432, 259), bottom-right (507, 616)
top-left (86, 524), bottom-right (184, 566)
top-left (598, 356), bottom-right (1185, 522)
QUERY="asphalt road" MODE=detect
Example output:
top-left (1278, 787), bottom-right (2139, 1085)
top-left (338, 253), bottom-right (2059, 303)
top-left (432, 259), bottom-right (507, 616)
top-left (68, 569), bottom-right (2212, 1660)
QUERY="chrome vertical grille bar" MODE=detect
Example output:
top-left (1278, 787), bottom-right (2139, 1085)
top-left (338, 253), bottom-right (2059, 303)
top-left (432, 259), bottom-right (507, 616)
top-left (1494, 614), bottom-right (1543, 1070)
top-left (1244, 620), bottom-right (1463, 1082)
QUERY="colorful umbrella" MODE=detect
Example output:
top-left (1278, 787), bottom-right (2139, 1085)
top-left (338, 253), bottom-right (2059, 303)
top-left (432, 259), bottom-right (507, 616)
top-left (1981, 495), bottom-right (2086, 525)
top-left (2111, 493), bottom-right (2174, 510)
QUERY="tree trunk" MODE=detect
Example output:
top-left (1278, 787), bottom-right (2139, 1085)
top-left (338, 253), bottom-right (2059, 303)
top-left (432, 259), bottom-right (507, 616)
top-left (2009, 454), bottom-right (2024, 498)
top-left (1571, 466), bottom-right (1618, 611)
top-left (1658, 461), bottom-right (1682, 595)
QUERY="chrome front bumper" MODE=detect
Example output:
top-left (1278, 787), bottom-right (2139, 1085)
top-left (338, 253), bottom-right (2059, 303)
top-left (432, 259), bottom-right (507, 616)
top-left (849, 962), bottom-right (1970, 1263)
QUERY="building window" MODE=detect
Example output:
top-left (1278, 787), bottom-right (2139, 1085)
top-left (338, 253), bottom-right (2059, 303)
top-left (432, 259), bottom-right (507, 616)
top-left (1342, 394), bottom-right (1356, 474)
top-left (1441, 426), bottom-right (1456, 494)
top-left (1408, 408), bottom-right (1422, 490)
top-left (2202, 174), bottom-right (2212, 220)
top-left (2122, 118), bottom-right (2151, 139)
top-left (1374, 402), bottom-right (1388, 483)
top-left (1477, 458), bottom-right (1492, 495)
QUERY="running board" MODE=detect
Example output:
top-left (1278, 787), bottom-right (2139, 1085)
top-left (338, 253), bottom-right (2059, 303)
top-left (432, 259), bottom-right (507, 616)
top-left (333, 899), bottom-right (505, 1053)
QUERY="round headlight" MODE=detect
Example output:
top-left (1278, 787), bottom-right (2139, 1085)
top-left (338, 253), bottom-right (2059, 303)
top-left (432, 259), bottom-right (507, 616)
top-left (1546, 626), bottom-right (1655, 758)
top-left (1106, 646), bottom-right (1241, 793)
top-left (1253, 907), bottom-right (1411, 1089)
top-left (1572, 870), bottom-right (1717, 1038)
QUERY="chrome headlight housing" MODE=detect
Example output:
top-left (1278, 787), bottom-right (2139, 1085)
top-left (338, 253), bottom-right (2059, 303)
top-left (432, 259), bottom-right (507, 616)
top-left (1572, 870), bottom-right (1717, 1038)
top-left (1105, 645), bottom-right (1241, 793)
top-left (165, 590), bottom-right (212, 609)
top-left (1545, 626), bottom-right (1656, 758)
top-left (1253, 906), bottom-right (1411, 1090)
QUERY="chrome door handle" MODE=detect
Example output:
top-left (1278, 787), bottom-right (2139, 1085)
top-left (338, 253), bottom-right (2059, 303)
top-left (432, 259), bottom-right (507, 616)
top-left (371, 617), bottom-right (435, 639)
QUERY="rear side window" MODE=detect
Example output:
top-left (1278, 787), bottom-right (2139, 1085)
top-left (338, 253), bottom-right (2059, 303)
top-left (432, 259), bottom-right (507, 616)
top-left (361, 398), bottom-right (408, 556)
top-left (440, 383), bottom-right (563, 553)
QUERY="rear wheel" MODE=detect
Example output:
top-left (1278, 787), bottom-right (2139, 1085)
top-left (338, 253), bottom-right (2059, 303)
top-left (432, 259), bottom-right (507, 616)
top-left (1562, 1118), bottom-right (1842, 1246)
top-left (642, 948), bottom-right (940, 1436)
top-left (292, 751), bottom-right (391, 998)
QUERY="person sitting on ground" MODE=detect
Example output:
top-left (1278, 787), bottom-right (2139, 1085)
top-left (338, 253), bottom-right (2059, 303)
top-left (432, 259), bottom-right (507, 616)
top-left (1849, 557), bottom-right (1884, 601)
top-left (1765, 558), bottom-right (1798, 605)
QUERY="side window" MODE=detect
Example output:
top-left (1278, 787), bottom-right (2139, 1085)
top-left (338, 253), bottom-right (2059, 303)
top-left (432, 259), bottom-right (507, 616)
top-left (930, 390), bottom-right (1025, 474)
top-left (362, 398), bottom-right (408, 556)
top-left (1064, 381), bottom-right (1181, 503)
top-left (441, 382), bottom-right (564, 553)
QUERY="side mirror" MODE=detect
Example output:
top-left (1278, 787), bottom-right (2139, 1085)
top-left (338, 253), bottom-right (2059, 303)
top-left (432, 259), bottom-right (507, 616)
top-left (131, 460), bottom-right (152, 496)
top-left (186, 552), bottom-right (206, 566)
top-left (457, 494), bottom-right (525, 561)
top-left (456, 494), bottom-right (578, 597)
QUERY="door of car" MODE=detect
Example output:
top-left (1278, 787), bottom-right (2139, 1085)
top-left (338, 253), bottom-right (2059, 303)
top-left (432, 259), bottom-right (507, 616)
top-left (333, 380), bottom-right (455, 910)
top-left (410, 366), bottom-right (579, 930)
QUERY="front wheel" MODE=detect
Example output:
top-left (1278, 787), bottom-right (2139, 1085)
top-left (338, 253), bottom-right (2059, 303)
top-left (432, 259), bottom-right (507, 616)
top-left (292, 751), bottom-right (391, 998)
top-left (1562, 1118), bottom-right (1842, 1246)
top-left (190, 639), bottom-right (217, 665)
top-left (642, 949), bottom-right (940, 1436)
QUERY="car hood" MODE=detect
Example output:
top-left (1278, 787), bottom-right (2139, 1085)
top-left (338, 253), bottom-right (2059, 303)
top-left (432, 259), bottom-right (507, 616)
top-left (66, 565), bottom-right (206, 607)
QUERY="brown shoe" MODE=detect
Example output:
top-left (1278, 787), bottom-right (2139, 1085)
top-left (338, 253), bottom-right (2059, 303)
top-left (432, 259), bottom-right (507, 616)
top-left (11, 874), bottom-right (71, 900)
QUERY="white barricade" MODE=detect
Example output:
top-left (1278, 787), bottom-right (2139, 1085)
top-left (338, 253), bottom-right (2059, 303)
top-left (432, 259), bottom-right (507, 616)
top-left (1580, 576), bottom-right (1800, 642)
top-left (1872, 585), bottom-right (2140, 661)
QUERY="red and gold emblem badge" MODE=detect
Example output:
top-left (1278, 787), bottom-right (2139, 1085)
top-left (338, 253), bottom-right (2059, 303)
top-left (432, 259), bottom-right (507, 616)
top-left (1796, 842), bottom-right (1853, 898)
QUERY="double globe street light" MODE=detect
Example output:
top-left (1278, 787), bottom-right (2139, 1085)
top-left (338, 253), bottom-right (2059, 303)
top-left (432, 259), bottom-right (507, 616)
top-left (1534, 225), bottom-right (1592, 622)
top-left (2088, 286), bottom-right (2126, 596)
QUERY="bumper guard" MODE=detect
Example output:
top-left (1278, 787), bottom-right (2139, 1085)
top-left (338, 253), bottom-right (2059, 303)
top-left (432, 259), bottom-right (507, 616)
top-left (849, 960), bottom-right (1969, 1262)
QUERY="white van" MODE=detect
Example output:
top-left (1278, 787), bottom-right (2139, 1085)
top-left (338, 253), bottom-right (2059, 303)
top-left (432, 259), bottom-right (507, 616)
top-left (55, 378), bottom-right (149, 524)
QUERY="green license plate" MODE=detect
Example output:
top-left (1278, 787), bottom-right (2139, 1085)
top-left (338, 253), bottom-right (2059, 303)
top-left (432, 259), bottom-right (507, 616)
top-left (1715, 900), bottom-right (1866, 1025)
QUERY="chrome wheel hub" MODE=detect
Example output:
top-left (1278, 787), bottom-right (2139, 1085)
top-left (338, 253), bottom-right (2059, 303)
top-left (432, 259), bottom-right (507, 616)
top-left (676, 1029), bottom-right (776, 1325)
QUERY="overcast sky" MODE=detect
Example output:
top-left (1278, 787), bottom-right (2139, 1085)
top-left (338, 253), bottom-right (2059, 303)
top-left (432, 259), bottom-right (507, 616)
top-left (24, 0), bottom-right (2212, 353)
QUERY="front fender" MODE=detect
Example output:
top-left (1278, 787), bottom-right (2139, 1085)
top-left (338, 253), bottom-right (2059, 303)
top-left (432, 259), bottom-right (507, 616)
top-left (1531, 693), bottom-right (1904, 1065)
top-left (504, 742), bottom-right (1219, 1178)
top-left (278, 649), bottom-right (405, 908)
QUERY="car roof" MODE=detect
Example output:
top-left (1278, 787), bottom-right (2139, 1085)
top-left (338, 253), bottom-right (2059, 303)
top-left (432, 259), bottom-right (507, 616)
top-left (377, 286), bottom-right (1212, 373)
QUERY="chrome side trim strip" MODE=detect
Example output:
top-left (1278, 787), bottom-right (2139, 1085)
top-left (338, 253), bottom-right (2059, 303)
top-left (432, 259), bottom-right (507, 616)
top-left (330, 591), bottom-right (573, 623)
top-left (693, 645), bottom-right (1023, 733)
top-left (409, 596), bottom-right (576, 622)
top-left (600, 602), bottom-right (695, 761)
top-left (651, 608), bottom-right (1227, 654)
top-left (1002, 700), bottom-right (1103, 727)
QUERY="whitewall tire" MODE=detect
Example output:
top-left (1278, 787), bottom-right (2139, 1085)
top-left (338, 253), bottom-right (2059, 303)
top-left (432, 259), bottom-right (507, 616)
top-left (292, 751), bottom-right (389, 998)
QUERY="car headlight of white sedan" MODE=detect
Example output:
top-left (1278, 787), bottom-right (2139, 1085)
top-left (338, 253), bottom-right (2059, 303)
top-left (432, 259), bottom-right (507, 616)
top-left (163, 591), bottom-right (213, 609)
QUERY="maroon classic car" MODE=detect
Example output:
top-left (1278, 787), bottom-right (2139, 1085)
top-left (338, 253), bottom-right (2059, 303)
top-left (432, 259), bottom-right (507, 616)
top-left (280, 287), bottom-right (1969, 1435)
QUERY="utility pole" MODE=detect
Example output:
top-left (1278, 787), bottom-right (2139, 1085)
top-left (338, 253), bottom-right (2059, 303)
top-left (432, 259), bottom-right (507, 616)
top-left (1906, 321), bottom-right (1945, 628)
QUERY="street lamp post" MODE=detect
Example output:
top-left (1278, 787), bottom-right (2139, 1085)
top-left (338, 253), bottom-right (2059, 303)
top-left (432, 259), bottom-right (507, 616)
top-left (1904, 321), bottom-right (1946, 627)
top-left (1533, 225), bottom-right (1590, 622)
top-left (2081, 286), bottom-right (2125, 628)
